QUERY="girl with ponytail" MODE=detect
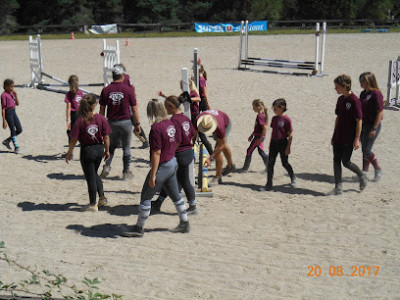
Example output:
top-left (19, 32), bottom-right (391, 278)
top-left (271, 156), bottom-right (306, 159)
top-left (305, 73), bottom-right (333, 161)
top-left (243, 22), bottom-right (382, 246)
top-left (65, 94), bottom-right (111, 212)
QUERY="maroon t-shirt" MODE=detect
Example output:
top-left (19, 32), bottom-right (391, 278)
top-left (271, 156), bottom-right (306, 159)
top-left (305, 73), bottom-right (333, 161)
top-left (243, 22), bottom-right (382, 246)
top-left (359, 89), bottom-right (383, 125)
top-left (199, 76), bottom-right (206, 98)
top-left (70, 114), bottom-right (111, 146)
top-left (99, 82), bottom-right (137, 120)
top-left (270, 115), bottom-right (292, 141)
top-left (64, 90), bottom-right (84, 111)
top-left (195, 110), bottom-right (230, 139)
top-left (190, 91), bottom-right (199, 116)
top-left (171, 113), bottom-right (195, 153)
top-left (333, 93), bottom-right (363, 145)
top-left (1, 91), bottom-right (16, 109)
top-left (253, 112), bottom-right (267, 136)
top-left (149, 119), bottom-right (177, 163)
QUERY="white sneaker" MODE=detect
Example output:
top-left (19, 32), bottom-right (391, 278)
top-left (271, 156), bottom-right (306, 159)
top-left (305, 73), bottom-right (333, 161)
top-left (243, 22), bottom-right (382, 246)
top-left (82, 204), bottom-right (98, 212)
top-left (122, 171), bottom-right (133, 180)
top-left (373, 170), bottom-right (382, 182)
top-left (100, 165), bottom-right (111, 178)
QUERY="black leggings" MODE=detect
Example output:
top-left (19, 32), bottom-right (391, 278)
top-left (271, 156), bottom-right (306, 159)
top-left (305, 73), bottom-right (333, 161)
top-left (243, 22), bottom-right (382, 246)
top-left (80, 144), bottom-right (105, 205)
top-left (332, 143), bottom-right (363, 186)
top-left (267, 139), bottom-right (294, 186)
top-left (191, 114), bottom-right (213, 156)
top-left (160, 149), bottom-right (195, 202)
top-left (67, 111), bottom-right (78, 143)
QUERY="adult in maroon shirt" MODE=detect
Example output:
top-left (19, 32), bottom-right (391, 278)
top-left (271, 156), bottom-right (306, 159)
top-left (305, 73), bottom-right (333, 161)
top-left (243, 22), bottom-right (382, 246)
top-left (331, 74), bottom-right (367, 195)
top-left (116, 63), bottom-right (149, 149)
top-left (66, 94), bottom-right (111, 212)
top-left (99, 65), bottom-right (141, 180)
top-left (152, 95), bottom-right (197, 215)
top-left (195, 109), bottom-right (235, 186)
top-left (359, 72), bottom-right (383, 182)
top-left (122, 98), bottom-right (189, 238)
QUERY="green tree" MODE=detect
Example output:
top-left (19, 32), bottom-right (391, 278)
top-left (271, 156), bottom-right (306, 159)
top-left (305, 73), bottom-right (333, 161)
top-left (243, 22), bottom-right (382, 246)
top-left (250, 0), bottom-right (283, 21)
top-left (0, 0), bottom-right (19, 33)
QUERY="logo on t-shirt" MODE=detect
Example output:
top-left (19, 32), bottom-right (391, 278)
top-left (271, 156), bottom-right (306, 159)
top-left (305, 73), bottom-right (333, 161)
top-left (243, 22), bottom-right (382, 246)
top-left (278, 121), bottom-right (284, 128)
top-left (109, 92), bottom-right (124, 105)
top-left (366, 94), bottom-right (371, 100)
top-left (75, 95), bottom-right (82, 103)
top-left (167, 125), bottom-right (176, 142)
top-left (182, 121), bottom-right (190, 135)
top-left (346, 102), bottom-right (352, 110)
top-left (87, 124), bottom-right (99, 142)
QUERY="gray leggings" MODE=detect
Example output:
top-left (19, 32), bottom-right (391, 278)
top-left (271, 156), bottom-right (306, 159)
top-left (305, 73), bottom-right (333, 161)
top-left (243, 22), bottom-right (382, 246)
top-left (106, 119), bottom-right (132, 172)
top-left (140, 157), bottom-right (181, 204)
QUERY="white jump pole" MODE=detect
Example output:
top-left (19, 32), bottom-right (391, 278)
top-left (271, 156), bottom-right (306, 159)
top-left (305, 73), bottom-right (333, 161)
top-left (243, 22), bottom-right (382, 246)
top-left (245, 20), bottom-right (249, 60)
top-left (314, 23), bottom-right (320, 73)
top-left (181, 67), bottom-right (195, 189)
top-left (102, 39), bottom-right (120, 87)
top-left (238, 21), bottom-right (244, 69)
top-left (320, 22), bottom-right (327, 73)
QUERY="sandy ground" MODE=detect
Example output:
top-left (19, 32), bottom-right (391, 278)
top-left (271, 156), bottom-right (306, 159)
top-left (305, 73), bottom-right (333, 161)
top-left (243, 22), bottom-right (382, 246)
top-left (1, 32), bottom-right (400, 299)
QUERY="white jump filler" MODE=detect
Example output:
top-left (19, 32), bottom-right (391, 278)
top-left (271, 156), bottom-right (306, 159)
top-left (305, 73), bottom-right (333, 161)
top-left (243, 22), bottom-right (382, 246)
top-left (238, 20), bottom-right (327, 77)
top-left (387, 56), bottom-right (400, 110)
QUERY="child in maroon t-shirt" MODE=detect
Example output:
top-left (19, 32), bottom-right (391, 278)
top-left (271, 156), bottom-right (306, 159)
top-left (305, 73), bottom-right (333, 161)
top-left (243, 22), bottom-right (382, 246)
top-left (330, 74), bottom-right (367, 195)
top-left (65, 94), bottom-right (111, 212)
top-left (240, 99), bottom-right (269, 173)
top-left (263, 99), bottom-right (296, 191)
top-left (1, 79), bottom-right (22, 154)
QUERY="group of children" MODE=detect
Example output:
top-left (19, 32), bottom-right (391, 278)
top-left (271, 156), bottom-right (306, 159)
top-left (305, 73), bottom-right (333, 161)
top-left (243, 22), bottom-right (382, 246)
top-left (1, 67), bottom-right (384, 236)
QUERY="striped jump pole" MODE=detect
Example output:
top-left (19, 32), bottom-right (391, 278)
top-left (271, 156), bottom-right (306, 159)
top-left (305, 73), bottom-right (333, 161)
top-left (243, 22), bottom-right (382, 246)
top-left (238, 20), bottom-right (327, 77)
top-left (387, 58), bottom-right (400, 109)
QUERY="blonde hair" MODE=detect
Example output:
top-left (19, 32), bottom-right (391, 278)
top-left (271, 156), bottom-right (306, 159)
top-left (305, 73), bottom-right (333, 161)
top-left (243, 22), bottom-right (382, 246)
top-left (252, 99), bottom-right (268, 123)
top-left (68, 75), bottom-right (79, 95)
top-left (334, 74), bottom-right (352, 92)
top-left (189, 78), bottom-right (199, 95)
top-left (78, 94), bottom-right (97, 122)
top-left (199, 64), bottom-right (207, 81)
top-left (147, 98), bottom-right (168, 124)
top-left (359, 72), bottom-right (380, 91)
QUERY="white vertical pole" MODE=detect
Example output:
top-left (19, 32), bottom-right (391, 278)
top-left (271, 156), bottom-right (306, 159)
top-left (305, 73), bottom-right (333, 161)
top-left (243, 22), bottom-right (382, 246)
top-left (181, 67), bottom-right (195, 190)
top-left (387, 60), bottom-right (393, 106)
top-left (314, 23), bottom-right (320, 73)
top-left (320, 22), bottom-right (327, 73)
top-left (396, 61), bottom-right (400, 106)
top-left (238, 20), bottom-right (244, 68)
top-left (245, 20), bottom-right (249, 60)
top-left (116, 40), bottom-right (120, 64)
top-left (37, 34), bottom-right (43, 82)
top-left (193, 48), bottom-right (199, 91)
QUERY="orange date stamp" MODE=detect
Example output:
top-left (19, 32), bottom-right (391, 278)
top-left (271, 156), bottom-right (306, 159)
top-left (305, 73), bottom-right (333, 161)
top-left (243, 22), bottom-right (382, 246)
top-left (307, 265), bottom-right (380, 277)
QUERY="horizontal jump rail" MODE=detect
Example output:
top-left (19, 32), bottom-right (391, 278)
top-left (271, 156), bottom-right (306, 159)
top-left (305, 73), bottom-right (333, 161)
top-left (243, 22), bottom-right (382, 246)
top-left (247, 56), bottom-right (318, 65)
top-left (240, 59), bottom-right (316, 70)
top-left (238, 66), bottom-right (310, 76)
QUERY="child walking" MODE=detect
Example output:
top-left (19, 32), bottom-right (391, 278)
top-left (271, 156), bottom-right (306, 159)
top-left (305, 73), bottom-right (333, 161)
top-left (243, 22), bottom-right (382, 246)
top-left (359, 72), bottom-right (383, 182)
top-left (263, 98), bottom-right (296, 191)
top-left (122, 98), bottom-right (189, 237)
top-left (65, 94), bottom-right (111, 211)
top-left (240, 99), bottom-right (269, 172)
top-left (65, 75), bottom-right (84, 143)
top-left (1, 79), bottom-right (22, 154)
top-left (331, 74), bottom-right (367, 195)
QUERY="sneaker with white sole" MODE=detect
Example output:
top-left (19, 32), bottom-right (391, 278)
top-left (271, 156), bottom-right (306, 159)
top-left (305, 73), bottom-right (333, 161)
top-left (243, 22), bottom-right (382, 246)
top-left (122, 171), bottom-right (133, 180)
top-left (373, 169), bottom-right (382, 182)
top-left (290, 176), bottom-right (297, 188)
top-left (100, 165), bottom-right (111, 179)
top-left (83, 204), bottom-right (98, 212)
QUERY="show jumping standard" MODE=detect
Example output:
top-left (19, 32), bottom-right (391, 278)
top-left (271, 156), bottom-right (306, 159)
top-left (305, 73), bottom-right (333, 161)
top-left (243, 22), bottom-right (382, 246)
top-left (387, 56), bottom-right (400, 110)
top-left (238, 20), bottom-right (327, 77)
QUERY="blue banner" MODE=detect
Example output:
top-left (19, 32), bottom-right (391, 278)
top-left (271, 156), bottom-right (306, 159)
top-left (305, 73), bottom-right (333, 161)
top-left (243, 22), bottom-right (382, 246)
top-left (195, 21), bottom-right (267, 33)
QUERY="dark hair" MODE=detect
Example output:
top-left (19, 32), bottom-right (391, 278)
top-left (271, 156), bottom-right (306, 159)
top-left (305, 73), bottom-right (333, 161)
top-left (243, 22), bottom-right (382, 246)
top-left (68, 75), bottom-right (79, 95)
top-left (272, 98), bottom-right (287, 112)
top-left (3, 79), bottom-right (14, 90)
top-left (78, 94), bottom-right (97, 122)
top-left (112, 72), bottom-right (123, 81)
top-left (359, 72), bottom-right (380, 91)
top-left (334, 74), bottom-right (352, 92)
top-left (165, 95), bottom-right (184, 109)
